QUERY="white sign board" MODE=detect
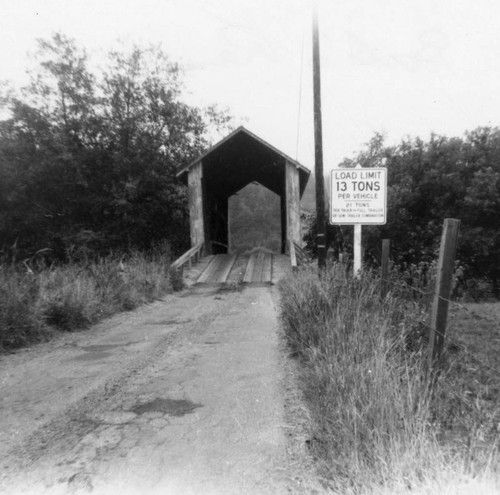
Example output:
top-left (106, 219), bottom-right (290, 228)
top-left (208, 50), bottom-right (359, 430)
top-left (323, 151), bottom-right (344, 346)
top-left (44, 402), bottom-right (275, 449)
top-left (330, 166), bottom-right (387, 225)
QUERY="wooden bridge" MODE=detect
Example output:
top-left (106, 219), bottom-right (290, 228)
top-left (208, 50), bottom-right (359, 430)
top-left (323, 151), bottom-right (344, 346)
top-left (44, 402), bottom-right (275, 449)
top-left (171, 242), bottom-right (307, 287)
top-left (172, 127), bottom-right (310, 286)
top-left (182, 249), bottom-right (291, 286)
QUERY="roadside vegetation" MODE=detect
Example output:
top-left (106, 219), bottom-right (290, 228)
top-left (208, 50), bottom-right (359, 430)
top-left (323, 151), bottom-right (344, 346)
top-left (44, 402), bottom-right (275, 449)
top-left (306, 129), bottom-right (500, 298)
top-left (0, 33), bottom-right (232, 263)
top-left (0, 33), bottom-right (232, 352)
top-left (0, 248), bottom-right (172, 352)
top-left (279, 264), bottom-right (500, 494)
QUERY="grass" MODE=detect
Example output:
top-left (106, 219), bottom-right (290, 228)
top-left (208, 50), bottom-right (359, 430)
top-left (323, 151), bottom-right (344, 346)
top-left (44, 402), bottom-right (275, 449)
top-left (0, 249), bottom-right (173, 352)
top-left (279, 263), bottom-right (500, 494)
top-left (440, 303), bottom-right (500, 455)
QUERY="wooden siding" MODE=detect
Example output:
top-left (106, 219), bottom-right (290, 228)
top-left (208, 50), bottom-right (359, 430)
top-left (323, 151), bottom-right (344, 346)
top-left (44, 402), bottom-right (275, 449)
top-left (188, 161), bottom-right (204, 248)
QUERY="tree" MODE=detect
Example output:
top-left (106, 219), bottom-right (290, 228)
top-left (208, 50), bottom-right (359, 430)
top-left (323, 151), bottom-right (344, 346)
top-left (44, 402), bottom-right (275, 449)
top-left (308, 129), bottom-right (500, 295)
top-left (0, 34), bottom-right (233, 260)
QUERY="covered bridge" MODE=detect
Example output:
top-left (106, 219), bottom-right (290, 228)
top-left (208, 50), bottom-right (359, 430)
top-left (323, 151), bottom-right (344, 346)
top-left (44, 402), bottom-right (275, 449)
top-left (177, 126), bottom-right (310, 256)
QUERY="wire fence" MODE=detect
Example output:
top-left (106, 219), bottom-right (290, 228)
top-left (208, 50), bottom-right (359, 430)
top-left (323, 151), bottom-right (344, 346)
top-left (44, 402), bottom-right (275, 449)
top-left (374, 272), bottom-right (500, 436)
top-left (381, 274), bottom-right (500, 378)
top-left (295, 255), bottom-right (499, 436)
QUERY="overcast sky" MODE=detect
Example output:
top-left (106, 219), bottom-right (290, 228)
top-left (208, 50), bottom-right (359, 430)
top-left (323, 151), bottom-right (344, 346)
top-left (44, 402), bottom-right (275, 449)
top-left (1, 0), bottom-right (500, 171)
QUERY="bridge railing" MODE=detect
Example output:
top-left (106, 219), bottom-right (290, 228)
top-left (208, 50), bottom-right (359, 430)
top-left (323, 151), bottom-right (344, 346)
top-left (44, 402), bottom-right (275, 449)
top-left (170, 242), bottom-right (204, 271)
top-left (169, 242), bottom-right (204, 289)
top-left (289, 240), bottom-right (307, 270)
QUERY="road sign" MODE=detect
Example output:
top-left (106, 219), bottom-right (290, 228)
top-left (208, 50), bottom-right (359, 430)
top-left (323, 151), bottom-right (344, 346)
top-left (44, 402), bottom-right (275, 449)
top-left (330, 166), bottom-right (387, 225)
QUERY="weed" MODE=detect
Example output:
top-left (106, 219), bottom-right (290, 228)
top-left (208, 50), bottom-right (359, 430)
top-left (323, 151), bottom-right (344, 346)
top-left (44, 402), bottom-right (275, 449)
top-left (279, 263), bottom-right (500, 494)
top-left (0, 249), bottom-right (172, 351)
top-left (169, 267), bottom-right (184, 292)
top-left (0, 267), bottom-right (49, 349)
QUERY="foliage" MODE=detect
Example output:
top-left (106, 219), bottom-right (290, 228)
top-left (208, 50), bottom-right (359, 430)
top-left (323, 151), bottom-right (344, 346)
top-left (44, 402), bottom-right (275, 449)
top-left (305, 129), bottom-right (500, 296)
top-left (279, 265), bottom-right (500, 494)
top-left (0, 248), bottom-right (172, 352)
top-left (0, 268), bottom-right (46, 348)
top-left (229, 183), bottom-right (281, 253)
top-left (0, 34), bottom-right (233, 261)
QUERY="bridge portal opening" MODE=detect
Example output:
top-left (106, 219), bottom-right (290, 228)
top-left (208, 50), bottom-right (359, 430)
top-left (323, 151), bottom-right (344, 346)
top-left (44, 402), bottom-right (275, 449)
top-left (228, 182), bottom-right (281, 254)
top-left (176, 127), bottom-right (310, 256)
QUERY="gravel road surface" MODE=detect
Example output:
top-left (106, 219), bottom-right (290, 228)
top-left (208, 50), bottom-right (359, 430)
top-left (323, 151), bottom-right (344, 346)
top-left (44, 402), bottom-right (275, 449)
top-left (0, 284), bottom-right (317, 495)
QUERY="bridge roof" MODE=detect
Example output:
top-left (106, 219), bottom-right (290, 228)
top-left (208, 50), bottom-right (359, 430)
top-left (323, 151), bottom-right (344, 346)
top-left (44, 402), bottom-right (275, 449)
top-left (177, 126), bottom-right (310, 198)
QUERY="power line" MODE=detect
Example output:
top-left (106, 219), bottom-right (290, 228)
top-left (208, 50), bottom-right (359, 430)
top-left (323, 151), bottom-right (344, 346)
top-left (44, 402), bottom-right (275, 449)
top-left (295, 16), bottom-right (306, 162)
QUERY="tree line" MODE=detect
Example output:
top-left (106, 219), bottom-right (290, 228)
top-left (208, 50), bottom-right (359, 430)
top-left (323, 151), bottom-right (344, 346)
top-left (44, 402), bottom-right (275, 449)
top-left (2, 35), bottom-right (500, 297)
top-left (306, 130), bottom-right (500, 297)
top-left (0, 34), bottom-right (231, 262)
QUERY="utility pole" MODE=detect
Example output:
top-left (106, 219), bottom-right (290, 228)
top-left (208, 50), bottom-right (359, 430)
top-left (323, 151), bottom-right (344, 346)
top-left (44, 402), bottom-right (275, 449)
top-left (312, 0), bottom-right (327, 269)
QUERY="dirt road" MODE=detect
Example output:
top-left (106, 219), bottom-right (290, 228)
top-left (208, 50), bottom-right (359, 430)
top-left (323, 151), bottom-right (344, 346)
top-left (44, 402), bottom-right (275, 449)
top-left (0, 284), bottom-right (313, 495)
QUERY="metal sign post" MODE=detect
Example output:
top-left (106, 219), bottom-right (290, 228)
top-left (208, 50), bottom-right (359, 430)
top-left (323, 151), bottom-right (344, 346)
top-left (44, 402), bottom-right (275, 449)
top-left (330, 165), bottom-right (387, 277)
top-left (353, 224), bottom-right (362, 276)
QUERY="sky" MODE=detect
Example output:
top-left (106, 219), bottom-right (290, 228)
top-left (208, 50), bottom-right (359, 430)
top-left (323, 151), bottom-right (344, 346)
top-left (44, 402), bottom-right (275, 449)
top-left (1, 0), bottom-right (500, 172)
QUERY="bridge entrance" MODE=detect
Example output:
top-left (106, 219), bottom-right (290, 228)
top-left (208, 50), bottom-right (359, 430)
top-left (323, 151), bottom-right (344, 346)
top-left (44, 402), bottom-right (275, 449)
top-left (228, 182), bottom-right (281, 254)
top-left (177, 127), bottom-right (310, 256)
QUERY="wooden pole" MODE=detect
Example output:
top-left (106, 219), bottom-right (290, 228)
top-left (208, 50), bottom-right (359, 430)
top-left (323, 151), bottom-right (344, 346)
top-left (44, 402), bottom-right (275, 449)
top-left (312, 0), bottom-right (326, 270)
top-left (428, 219), bottom-right (460, 367)
top-left (381, 239), bottom-right (390, 298)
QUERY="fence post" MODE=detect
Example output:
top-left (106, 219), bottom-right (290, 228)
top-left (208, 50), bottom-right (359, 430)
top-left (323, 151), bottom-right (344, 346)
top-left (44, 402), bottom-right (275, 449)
top-left (381, 239), bottom-right (390, 299)
top-left (428, 219), bottom-right (460, 368)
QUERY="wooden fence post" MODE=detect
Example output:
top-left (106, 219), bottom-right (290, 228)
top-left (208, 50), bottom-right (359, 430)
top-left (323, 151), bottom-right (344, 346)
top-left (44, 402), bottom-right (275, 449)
top-left (428, 219), bottom-right (460, 368)
top-left (381, 239), bottom-right (390, 299)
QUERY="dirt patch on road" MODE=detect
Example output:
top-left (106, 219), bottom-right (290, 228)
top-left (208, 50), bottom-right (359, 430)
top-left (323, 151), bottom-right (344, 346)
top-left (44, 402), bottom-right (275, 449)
top-left (130, 397), bottom-right (203, 417)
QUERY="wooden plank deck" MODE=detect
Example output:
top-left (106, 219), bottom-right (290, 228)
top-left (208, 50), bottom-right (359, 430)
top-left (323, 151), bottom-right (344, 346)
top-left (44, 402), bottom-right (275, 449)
top-left (185, 251), bottom-right (292, 286)
top-left (197, 254), bottom-right (237, 284)
top-left (243, 251), bottom-right (272, 284)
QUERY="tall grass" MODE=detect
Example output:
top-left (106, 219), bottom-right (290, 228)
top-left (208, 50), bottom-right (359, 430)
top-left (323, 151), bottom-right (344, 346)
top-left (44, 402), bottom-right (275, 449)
top-left (0, 249), bottom-right (173, 352)
top-left (279, 264), bottom-right (499, 494)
